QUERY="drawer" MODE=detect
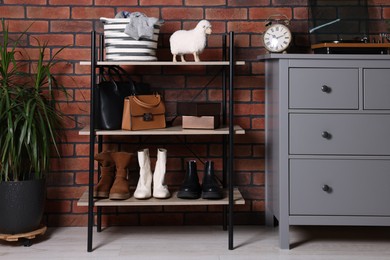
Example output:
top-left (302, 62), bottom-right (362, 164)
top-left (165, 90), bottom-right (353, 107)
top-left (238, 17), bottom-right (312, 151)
top-left (290, 159), bottom-right (390, 216)
top-left (364, 69), bottom-right (390, 109)
top-left (289, 114), bottom-right (390, 155)
top-left (289, 68), bottom-right (359, 109)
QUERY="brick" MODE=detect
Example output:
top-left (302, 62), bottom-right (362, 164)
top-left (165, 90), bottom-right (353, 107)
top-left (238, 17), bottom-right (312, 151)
top-left (141, 0), bottom-right (182, 5)
top-left (252, 117), bottom-right (265, 130)
top-left (0, 6), bottom-right (25, 18)
top-left (51, 157), bottom-right (89, 171)
top-left (206, 8), bottom-right (248, 20)
top-left (29, 34), bottom-right (74, 46)
top-left (234, 144), bottom-right (252, 157)
top-left (49, 0), bottom-right (92, 4)
top-left (249, 7), bottom-right (292, 20)
top-left (235, 158), bottom-right (263, 171)
top-left (235, 90), bottom-right (252, 102)
top-left (185, 0), bottom-right (226, 6)
top-left (51, 21), bottom-right (93, 33)
top-left (27, 7), bottom-right (70, 19)
top-left (7, 21), bottom-right (49, 33)
top-left (239, 186), bottom-right (264, 200)
top-left (71, 7), bottom-right (115, 19)
top-left (227, 21), bottom-right (265, 33)
top-left (272, 0), bottom-right (306, 6)
top-left (161, 7), bottom-right (204, 20)
top-left (235, 103), bottom-right (265, 116)
top-left (253, 89), bottom-right (265, 102)
top-left (53, 48), bottom-right (91, 61)
top-left (47, 186), bottom-right (86, 200)
top-left (253, 172), bottom-right (265, 185)
top-left (228, 0), bottom-right (270, 6)
top-left (294, 7), bottom-right (308, 20)
top-left (5, 0), bottom-right (46, 3)
top-left (75, 34), bottom-right (92, 47)
top-left (252, 200), bottom-right (265, 211)
top-left (57, 144), bottom-right (75, 157)
top-left (253, 144), bottom-right (265, 158)
top-left (47, 214), bottom-right (87, 227)
top-left (95, 0), bottom-right (137, 5)
top-left (234, 172), bottom-right (251, 185)
top-left (46, 172), bottom-right (74, 186)
top-left (45, 200), bottom-right (72, 213)
top-left (251, 63), bottom-right (265, 75)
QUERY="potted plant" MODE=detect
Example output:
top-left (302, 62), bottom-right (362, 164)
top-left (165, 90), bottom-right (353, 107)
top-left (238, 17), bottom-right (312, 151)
top-left (0, 20), bottom-right (66, 234)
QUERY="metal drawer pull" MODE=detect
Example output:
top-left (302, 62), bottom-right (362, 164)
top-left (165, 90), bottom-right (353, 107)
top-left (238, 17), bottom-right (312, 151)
top-left (322, 185), bottom-right (331, 192)
top-left (321, 85), bottom-right (331, 93)
top-left (321, 131), bottom-right (332, 139)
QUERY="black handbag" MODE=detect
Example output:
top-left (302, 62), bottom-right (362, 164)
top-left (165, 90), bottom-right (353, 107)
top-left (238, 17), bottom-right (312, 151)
top-left (95, 66), bottom-right (152, 130)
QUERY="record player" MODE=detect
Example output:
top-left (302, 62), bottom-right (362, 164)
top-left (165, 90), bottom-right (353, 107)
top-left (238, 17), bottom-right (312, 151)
top-left (309, 0), bottom-right (390, 54)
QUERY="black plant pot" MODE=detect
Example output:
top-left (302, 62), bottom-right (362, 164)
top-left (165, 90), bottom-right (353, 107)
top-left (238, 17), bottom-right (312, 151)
top-left (0, 179), bottom-right (45, 234)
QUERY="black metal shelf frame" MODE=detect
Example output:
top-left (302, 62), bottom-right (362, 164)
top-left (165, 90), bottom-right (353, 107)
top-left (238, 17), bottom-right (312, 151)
top-left (86, 31), bottom-right (237, 252)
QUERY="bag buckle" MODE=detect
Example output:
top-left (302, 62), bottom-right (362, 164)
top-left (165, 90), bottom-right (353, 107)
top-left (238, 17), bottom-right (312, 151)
top-left (143, 113), bottom-right (153, 121)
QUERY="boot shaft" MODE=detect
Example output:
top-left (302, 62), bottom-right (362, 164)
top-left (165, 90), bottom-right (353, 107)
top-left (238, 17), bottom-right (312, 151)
top-left (184, 160), bottom-right (199, 184)
top-left (94, 151), bottom-right (115, 167)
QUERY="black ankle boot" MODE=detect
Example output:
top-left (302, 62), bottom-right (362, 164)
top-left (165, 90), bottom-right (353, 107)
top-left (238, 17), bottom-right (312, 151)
top-left (177, 160), bottom-right (201, 199)
top-left (202, 161), bottom-right (223, 199)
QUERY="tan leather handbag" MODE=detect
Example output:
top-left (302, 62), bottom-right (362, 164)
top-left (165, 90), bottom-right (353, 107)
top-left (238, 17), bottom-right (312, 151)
top-left (121, 94), bottom-right (166, 131)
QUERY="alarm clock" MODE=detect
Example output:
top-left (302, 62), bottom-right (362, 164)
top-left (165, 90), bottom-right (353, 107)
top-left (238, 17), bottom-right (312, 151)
top-left (262, 15), bottom-right (292, 53)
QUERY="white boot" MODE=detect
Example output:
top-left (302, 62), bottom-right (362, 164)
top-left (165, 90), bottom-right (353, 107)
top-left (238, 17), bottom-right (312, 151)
top-left (153, 148), bottom-right (171, 199)
top-left (134, 148), bottom-right (152, 199)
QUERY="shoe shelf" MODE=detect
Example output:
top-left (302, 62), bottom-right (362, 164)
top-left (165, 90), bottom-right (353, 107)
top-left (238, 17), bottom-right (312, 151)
top-left (77, 188), bottom-right (244, 207)
top-left (80, 61), bottom-right (245, 66)
top-left (79, 125), bottom-right (245, 136)
top-left (81, 31), bottom-right (244, 252)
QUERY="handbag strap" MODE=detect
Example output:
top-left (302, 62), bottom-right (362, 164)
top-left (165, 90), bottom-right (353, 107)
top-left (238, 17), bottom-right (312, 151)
top-left (132, 95), bottom-right (161, 108)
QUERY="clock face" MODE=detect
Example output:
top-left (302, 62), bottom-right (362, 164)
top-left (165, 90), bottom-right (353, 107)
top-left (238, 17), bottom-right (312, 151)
top-left (263, 23), bottom-right (292, 53)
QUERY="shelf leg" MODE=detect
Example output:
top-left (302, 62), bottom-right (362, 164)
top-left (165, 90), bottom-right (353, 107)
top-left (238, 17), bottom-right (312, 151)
top-left (87, 30), bottom-right (97, 252)
top-left (97, 136), bottom-right (103, 232)
top-left (228, 31), bottom-right (235, 250)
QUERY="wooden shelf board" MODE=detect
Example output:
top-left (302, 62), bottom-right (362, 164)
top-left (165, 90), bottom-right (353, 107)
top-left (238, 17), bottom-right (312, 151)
top-left (80, 61), bottom-right (246, 66)
top-left (311, 43), bottom-right (390, 49)
top-left (78, 125), bottom-right (245, 136)
top-left (77, 188), bottom-right (245, 207)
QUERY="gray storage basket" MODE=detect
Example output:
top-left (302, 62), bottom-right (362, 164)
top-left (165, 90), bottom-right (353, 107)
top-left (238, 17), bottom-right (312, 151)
top-left (100, 17), bottom-right (161, 61)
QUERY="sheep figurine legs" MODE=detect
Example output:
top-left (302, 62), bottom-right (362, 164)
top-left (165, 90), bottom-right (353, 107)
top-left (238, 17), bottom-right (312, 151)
top-left (172, 52), bottom-right (200, 63)
top-left (170, 20), bottom-right (212, 62)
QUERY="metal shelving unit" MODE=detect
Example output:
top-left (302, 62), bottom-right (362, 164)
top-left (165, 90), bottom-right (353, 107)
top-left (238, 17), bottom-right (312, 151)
top-left (78, 31), bottom-right (245, 252)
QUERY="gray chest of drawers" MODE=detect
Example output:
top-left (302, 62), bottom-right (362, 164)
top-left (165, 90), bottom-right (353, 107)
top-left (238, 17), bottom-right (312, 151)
top-left (258, 54), bottom-right (390, 249)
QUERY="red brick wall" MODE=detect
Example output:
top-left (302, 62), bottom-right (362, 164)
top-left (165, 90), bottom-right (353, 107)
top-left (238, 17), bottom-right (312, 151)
top-left (2, 1), bottom-right (389, 227)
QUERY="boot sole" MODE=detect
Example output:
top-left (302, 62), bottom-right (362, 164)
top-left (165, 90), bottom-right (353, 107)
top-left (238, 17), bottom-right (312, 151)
top-left (202, 191), bottom-right (223, 200)
top-left (109, 193), bottom-right (131, 200)
top-left (93, 191), bottom-right (109, 198)
top-left (177, 191), bottom-right (201, 199)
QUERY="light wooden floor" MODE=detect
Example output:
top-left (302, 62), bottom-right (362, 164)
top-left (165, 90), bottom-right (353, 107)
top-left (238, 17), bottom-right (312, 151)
top-left (1, 225), bottom-right (390, 259)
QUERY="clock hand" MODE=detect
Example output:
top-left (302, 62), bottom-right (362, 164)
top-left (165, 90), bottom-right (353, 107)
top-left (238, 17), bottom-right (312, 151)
top-left (277, 32), bottom-right (288, 39)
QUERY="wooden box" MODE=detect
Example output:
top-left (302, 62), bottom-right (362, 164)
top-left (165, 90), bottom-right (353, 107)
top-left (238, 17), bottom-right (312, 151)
top-left (182, 116), bottom-right (220, 129)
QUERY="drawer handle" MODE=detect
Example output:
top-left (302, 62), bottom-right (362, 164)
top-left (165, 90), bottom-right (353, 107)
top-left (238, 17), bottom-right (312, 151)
top-left (321, 85), bottom-right (331, 93)
top-left (322, 185), bottom-right (331, 192)
top-left (321, 131), bottom-right (332, 139)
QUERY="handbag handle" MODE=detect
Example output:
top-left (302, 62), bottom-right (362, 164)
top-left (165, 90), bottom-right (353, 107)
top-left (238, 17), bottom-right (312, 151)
top-left (100, 66), bottom-right (137, 94)
top-left (132, 95), bottom-right (161, 108)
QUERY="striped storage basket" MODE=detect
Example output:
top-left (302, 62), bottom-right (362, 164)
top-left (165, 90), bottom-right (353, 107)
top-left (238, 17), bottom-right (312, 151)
top-left (100, 17), bottom-right (161, 61)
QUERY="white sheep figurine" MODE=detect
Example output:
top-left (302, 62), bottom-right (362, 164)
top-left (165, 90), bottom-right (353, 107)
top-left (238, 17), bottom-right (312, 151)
top-left (169, 20), bottom-right (212, 62)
